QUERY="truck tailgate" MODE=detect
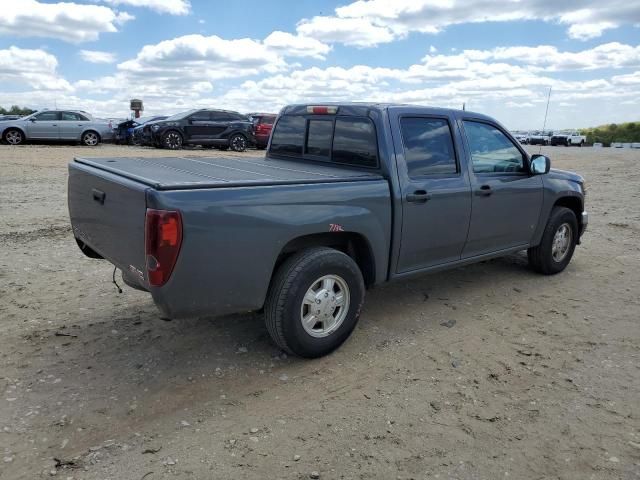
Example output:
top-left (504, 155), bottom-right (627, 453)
top-left (68, 161), bottom-right (148, 285)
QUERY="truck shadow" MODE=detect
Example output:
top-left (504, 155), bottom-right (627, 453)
top-left (14, 251), bottom-right (569, 453)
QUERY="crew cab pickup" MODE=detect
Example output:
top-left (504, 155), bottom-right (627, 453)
top-left (68, 103), bottom-right (588, 358)
top-left (550, 131), bottom-right (586, 147)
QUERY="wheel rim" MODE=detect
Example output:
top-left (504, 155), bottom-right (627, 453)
top-left (6, 130), bottom-right (22, 145)
top-left (84, 132), bottom-right (98, 146)
top-left (551, 223), bottom-right (572, 262)
top-left (230, 135), bottom-right (246, 151)
top-left (300, 274), bottom-right (350, 338)
top-left (165, 132), bottom-right (182, 149)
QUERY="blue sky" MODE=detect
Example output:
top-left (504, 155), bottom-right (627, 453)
top-left (0, 0), bottom-right (639, 129)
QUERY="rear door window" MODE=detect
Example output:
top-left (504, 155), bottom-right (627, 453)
top-left (400, 117), bottom-right (457, 176)
top-left (270, 115), bottom-right (306, 156)
top-left (61, 112), bottom-right (84, 121)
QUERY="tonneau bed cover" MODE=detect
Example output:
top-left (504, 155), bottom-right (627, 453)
top-left (73, 155), bottom-right (383, 190)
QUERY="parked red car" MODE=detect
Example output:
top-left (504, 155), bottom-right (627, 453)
top-left (248, 113), bottom-right (276, 149)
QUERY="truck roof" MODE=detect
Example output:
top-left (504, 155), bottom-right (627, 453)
top-left (280, 102), bottom-right (493, 121)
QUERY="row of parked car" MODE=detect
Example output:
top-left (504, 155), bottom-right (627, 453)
top-left (0, 107), bottom-right (277, 152)
top-left (115, 110), bottom-right (277, 152)
top-left (511, 130), bottom-right (587, 146)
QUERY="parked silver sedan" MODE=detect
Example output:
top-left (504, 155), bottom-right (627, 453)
top-left (0, 110), bottom-right (114, 146)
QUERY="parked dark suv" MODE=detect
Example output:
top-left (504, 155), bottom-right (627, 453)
top-left (247, 113), bottom-right (277, 149)
top-left (146, 109), bottom-right (255, 151)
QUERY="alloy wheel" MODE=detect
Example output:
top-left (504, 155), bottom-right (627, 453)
top-left (300, 274), bottom-right (350, 338)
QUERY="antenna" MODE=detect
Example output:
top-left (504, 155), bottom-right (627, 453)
top-left (539, 87), bottom-right (551, 154)
top-left (462, 102), bottom-right (466, 111)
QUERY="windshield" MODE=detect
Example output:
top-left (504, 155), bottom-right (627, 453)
top-left (165, 109), bottom-right (198, 121)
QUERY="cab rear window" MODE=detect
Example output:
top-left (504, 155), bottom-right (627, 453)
top-left (270, 115), bottom-right (378, 168)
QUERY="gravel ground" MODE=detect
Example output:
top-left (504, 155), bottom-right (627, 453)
top-left (0, 143), bottom-right (639, 480)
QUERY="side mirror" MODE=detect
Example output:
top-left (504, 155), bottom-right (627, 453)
top-left (29, 118), bottom-right (36, 122)
top-left (530, 154), bottom-right (551, 175)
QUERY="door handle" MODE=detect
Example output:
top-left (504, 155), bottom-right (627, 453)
top-left (476, 185), bottom-right (492, 196)
top-left (406, 190), bottom-right (431, 203)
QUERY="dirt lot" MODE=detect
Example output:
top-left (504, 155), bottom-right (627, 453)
top-left (0, 144), bottom-right (639, 480)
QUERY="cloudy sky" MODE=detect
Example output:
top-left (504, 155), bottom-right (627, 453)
top-left (0, 0), bottom-right (639, 129)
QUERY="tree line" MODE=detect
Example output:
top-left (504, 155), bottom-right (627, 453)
top-left (0, 105), bottom-right (36, 116)
top-left (581, 121), bottom-right (640, 145)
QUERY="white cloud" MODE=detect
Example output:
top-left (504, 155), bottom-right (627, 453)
top-left (296, 16), bottom-right (395, 48)
top-left (79, 50), bottom-right (117, 64)
top-left (0, 46), bottom-right (72, 91)
top-left (296, 0), bottom-right (640, 46)
top-left (565, 21), bottom-right (617, 40)
top-left (117, 34), bottom-right (287, 89)
top-left (101, 0), bottom-right (191, 15)
top-left (263, 31), bottom-right (331, 59)
top-left (612, 71), bottom-right (640, 85)
top-left (453, 42), bottom-right (640, 71)
top-left (0, 0), bottom-right (132, 43)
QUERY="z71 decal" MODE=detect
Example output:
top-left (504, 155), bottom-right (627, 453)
top-left (329, 223), bottom-right (344, 232)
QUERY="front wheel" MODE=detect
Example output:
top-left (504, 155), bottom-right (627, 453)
top-left (163, 131), bottom-right (183, 149)
top-left (528, 207), bottom-right (578, 275)
top-left (4, 128), bottom-right (24, 145)
top-left (229, 134), bottom-right (247, 152)
top-left (264, 248), bottom-right (365, 358)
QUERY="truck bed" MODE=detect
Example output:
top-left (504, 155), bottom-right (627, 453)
top-left (73, 155), bottom-right (383, 190)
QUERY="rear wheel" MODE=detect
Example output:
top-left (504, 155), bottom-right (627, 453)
top-left (82, 130), bottom-right (100, 146)
top-left (264, 248), bottom-right (365, 358)
top-left (163, 131), bottom-right (183, 149)
top-left (528, 207), bottom-right (578, 274)
top-left (229, 134), bottom-right (247, 152)
top-left (4, 128), bottom-right (24, 145)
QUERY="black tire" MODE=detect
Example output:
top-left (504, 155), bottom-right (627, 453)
top-left (264, 247), bottom-right (365, 358)
top-left (528, 207), bottom-right (578, 275)
top-left (4, 128), bottom-right (24, 145)
top-left (82, 130), bottom-right (100, 146)
top-left (229, 133), bottom-right (247, 152)
top-left (162, 130), bottom-right (183, 149)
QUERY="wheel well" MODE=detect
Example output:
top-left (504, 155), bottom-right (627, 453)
top-left (554, 196), bottom-right (582, 231)
top-left (83, 129), bottom-right (101, 141)
top-left (163, 129), bottom-right (183, 139)
top-left (275, 232), bottom-right (376, 287)
top-left (3, 127), bottom-right (25, 138)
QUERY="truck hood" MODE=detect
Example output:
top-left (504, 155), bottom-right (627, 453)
top-left (548, 168), bottom-right (583, 184)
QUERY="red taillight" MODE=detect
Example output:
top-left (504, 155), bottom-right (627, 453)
top-left (256, 123), bottom-right (271, 134)
top-left (145, 209), bottom-right (182, 287)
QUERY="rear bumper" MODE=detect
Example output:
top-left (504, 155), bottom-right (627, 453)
top-left (255, 133), bottom-right (270, 147)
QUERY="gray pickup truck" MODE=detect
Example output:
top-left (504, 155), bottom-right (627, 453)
top-left (68, 103), bottom-right (587, 357)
